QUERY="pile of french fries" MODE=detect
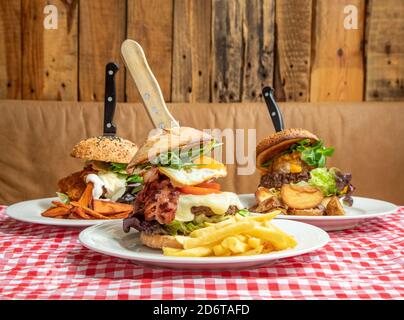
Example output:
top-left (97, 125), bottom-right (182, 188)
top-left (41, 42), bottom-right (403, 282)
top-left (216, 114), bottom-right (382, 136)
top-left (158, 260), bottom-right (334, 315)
top-left (41, 183), bottom-right (133, 220)
top-left (163, 211), bottom-right (297, 257)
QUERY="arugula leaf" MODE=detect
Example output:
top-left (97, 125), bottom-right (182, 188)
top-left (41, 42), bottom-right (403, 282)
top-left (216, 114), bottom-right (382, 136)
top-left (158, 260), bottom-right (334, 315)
top-left (261, 139), bottom-right (334, 169)
top-left (296, 140), bottom-right (334, 168)
top-left (149, 141), bottom-right (222, 170)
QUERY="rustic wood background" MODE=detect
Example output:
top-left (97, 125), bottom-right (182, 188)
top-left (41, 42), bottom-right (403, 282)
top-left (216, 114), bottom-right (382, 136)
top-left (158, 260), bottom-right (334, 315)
top-left (0, 0), bottom-right (403, 103)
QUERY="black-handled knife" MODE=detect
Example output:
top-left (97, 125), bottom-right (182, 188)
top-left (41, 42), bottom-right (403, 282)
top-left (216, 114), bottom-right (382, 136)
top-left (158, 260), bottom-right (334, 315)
top-left (262, 86), bottom-right (285, 132)
top-left (103, 62), bottom-right (119, 136)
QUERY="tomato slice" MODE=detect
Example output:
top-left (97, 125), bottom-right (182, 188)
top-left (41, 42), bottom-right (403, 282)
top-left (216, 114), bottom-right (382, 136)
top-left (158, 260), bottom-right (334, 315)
top-left (179, 186), bottom-right (221, 195)
top-left (195, 182), bottom-right (221, 190)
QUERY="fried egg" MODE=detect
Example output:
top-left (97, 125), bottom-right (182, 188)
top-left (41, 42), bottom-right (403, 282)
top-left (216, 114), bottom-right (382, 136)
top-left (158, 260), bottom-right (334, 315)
top-left (157, 156), bottom-right (227, 186)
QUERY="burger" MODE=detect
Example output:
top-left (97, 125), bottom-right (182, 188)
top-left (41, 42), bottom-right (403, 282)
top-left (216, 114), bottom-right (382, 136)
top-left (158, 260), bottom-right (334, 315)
top-left (57, 135), bottom-right (142, 204)
top-left (123, 127), bottom-right (244, 249)
top-left (253, 128), bottom-right (354, 216)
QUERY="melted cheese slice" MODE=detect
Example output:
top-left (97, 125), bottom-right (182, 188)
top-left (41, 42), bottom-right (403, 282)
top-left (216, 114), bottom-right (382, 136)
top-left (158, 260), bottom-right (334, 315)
top-left (175, 192), bottom-right (243, 222)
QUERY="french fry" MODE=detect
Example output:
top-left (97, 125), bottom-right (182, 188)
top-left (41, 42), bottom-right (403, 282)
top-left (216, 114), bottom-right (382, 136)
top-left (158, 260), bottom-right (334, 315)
top-left (247, 237), bottom-right (262, 249)
top-left (183, 220), bottom-right (255, 249)
top-left (212, 244), bottom-right (232, 256)
top-left (237, 245), bottom-right (264, 256)
top-left (92, 200), bottom-right (133, 215)
top-left (246, 210), bottom-right (281, 222)
top-left (236, 234), bottom-right (248, 242)
top-left (163, 246), bottom-right (212, 257)
top-left (190, 217), bottom-right (236, 238)
top-left (264, 221), bottom-right (298, 248)
top-left (221, 236), bottom-right (250, 253)
top-left (78, 183), bottom-right (93, 208)
top-left (41, 206), bottom-right (70, 217)
top-left (247, 225), bottom-right (290, 251)
top-left (262, 242), bottom-right (275, 253)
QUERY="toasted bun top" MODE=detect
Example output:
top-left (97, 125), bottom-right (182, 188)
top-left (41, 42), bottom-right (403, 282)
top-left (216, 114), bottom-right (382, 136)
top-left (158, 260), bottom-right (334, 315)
top-left (256, 128), bottom-right (319, 170)
top-left (140, 232), bottom-right (183, 249)
top-left (127, 127), bottom-right (214, 173)
top-left (71, 136), bottom-right (138, 164)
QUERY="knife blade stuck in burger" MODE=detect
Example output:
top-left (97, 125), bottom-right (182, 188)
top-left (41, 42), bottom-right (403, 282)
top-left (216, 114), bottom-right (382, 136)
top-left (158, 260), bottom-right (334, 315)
top-left (253, 128), bottom-right (355, 216)
top-left (123, 127), bottom-right (244, 249)
top-left (41, 135), bottom-right (143, 220)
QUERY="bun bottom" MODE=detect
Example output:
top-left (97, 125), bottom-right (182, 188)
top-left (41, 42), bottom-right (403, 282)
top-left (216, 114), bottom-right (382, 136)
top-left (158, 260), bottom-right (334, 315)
top-left (140, 232), bottom-right (184, 249)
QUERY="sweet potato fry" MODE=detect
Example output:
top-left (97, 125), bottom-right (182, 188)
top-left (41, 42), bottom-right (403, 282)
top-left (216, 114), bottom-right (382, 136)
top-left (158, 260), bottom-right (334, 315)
top-left (42, 206), bottom-right (70, 217)
top-left (92, 200), bottom-right (133, 215)
top-left (51, 201), bottom-right (72, 209)
top-left (67, 212), bottom-right (81, 219)
top-left (109, 210), bottom-right (132, 219)
top-left (70, 201), bottom-right (109, 219)
top-left (70, 206), bottom-right (92, 219)
top-left (78, 183), bottom-right (94, 208)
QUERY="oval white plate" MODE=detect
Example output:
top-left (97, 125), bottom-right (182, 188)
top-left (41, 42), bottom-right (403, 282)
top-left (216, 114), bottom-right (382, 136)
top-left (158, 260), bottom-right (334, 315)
top-left (79, 220), bottom-right (329, 270)
top-left (239, 194), bottom-right (398, 231)
top-left (5, 197), bottom-right (114, 227)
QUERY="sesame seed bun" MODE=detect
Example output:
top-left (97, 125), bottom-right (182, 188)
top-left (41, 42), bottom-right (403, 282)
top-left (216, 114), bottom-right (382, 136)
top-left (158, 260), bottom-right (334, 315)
top-left (140, 232), bottom-right (183, 249)
top-left (256, 128), bottom-right (319, 171)
top-left (71, 136), bottom-right (138, 164)
top-left (127, 127), bottom-right (214, 174)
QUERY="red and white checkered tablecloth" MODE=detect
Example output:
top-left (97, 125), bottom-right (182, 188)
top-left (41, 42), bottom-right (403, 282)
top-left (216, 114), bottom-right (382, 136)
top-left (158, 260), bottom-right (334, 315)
top-left (0, 206), bottom-right (403, 300)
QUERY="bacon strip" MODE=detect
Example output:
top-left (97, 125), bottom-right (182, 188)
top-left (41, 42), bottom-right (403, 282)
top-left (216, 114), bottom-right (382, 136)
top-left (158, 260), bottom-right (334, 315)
top-left (132, 168), bottom-right (179, 225)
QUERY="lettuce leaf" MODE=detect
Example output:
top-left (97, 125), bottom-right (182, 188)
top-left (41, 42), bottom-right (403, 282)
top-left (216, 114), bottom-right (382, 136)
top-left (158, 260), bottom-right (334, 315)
top-left (56, 192), bottom-right (70, 204)
top-left (110, 162), bottom-right (128, 175)
top-left (307, 168), bottom-right (338, 196)
top-left (163, 214), bottom-right (229, 236)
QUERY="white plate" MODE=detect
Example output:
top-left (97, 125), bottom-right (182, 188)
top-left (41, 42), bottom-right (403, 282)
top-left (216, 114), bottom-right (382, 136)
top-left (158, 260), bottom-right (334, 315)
top-left (79, 220), bottom-right (329, 270)
top-left (239, 194), bottom-right (398, 231)
top-left (5, 197), bottom-right (113, 227)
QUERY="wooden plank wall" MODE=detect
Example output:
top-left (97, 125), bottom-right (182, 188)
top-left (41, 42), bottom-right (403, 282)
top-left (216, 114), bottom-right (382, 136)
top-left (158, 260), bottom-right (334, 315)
top-left (0, 0), bottom-right (403, 103)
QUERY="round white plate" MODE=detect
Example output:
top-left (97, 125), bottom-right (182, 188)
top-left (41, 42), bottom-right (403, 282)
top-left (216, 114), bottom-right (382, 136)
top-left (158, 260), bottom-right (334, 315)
top-left (5, 197), bottom-right (114, 227)
top-left (239, 194), bottom-right (398, 231)
top-left (79, 219), bottom-right (329, 270)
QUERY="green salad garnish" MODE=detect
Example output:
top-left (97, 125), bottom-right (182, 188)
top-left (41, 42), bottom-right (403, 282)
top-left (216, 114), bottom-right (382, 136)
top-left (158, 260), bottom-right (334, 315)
top-left (110, 162), bottom-right (143, 184)
top-left (262, 139), bottom-right (334, 168)
top-left (163, 213), bottom-right (229, 236)
top-left (149, 141), bottom-right (222, 170)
